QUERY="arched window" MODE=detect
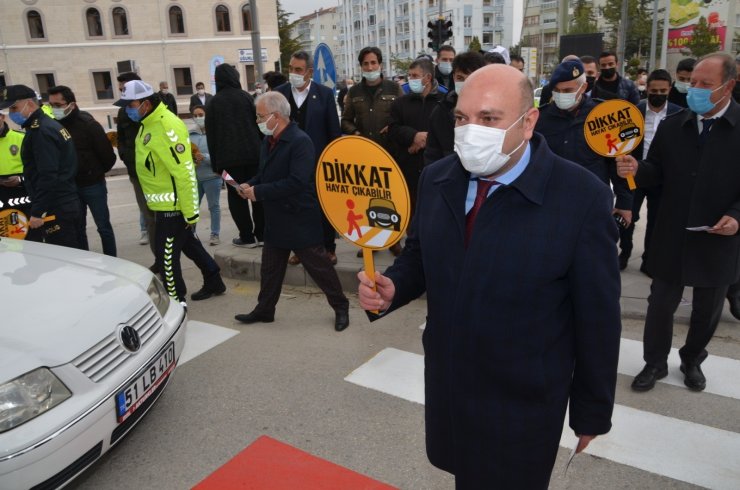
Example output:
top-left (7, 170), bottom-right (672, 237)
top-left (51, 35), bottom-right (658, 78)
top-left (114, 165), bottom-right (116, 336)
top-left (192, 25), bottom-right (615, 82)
top-left (26, 10), bottom-right (45, 39)
top-left (86, 8), bottom-right (103, 37)
top-left (215, 5), bottom-right (231, 32)
top-left (241, 3), bottom-right (252, 32)
top-left (169, 6), bottom-right (185, 34)
top-left (112, 7), bottom-right (129, 36)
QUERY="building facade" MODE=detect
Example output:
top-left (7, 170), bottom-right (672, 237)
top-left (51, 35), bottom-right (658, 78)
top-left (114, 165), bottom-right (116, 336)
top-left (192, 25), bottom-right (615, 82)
top-left (337, 0), bottom-right (516, 79)
top-left (0, 0), bottom-right (279, 127)
top-left (294, 7), bottom-right (343, 74)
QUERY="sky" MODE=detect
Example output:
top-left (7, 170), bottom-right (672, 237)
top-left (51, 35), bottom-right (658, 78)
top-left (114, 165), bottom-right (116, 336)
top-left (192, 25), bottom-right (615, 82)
top-left (281, 0), bottom-right (335, 22)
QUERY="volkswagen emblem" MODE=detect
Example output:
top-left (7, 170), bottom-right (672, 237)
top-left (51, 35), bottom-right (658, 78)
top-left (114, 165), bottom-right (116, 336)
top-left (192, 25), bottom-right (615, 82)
top-left (120, 326), bottom-right (141, 352)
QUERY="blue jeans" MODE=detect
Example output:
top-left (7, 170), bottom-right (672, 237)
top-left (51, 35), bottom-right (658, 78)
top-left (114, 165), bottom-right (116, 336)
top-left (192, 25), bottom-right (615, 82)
top-left (77, 181), bottom-right (117, 256)
top-left (198, 178), bottom-right (222, 236)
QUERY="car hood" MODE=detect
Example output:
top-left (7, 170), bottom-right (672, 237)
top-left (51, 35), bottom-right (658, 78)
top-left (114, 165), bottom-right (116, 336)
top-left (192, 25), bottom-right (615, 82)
top-left (0, 238), bottom-right (153, 381)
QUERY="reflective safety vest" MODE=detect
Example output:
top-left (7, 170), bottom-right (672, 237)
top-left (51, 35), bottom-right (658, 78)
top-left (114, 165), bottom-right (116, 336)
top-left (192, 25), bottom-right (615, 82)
top-left (0, 125), bottom-right (25, 176)
top-left (135, 102), bottom-right (199, 224)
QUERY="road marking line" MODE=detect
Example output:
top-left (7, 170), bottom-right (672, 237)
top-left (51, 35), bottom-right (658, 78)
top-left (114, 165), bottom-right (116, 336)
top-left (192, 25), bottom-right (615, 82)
top-left (619, 338), bottom-right (740, 400)
top-left (180, 321), bottom-right (239, 365)
top-left (346, 347), bottom-right (740, 489)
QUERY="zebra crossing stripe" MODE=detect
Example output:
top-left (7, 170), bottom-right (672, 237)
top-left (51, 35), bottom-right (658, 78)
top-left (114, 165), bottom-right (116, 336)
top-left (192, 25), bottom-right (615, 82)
top-left (346, 346), bottom-right (740, 489)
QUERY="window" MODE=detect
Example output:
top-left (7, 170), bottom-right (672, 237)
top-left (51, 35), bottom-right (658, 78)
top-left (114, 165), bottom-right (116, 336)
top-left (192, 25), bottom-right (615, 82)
top-left (169, 6), bottom-right (185, 34)
top-left (215, 5), bottom-right (231, 32)
top-left (112, 7), bottom-right (129, 36)
top-left (35, 73), bottom-right (55, 100)
top-left (86, 8), bottom-right (104, 37)
top-left (464, 35), bottom-right (472, 46)
top-left (92, 71), bottom-right (114, 101)
top-left (464, 15), bottom-right (471, 28)
top-left (173, 67), bottom-right (193, 95)
top-left (26, 10), bottom-right (45, 39)
top-left (241, 3), bottom-right (253, 31)
top-left (482, 32), bottom-right (493, 44)
top-left (483, 14), bottom-right (492, 27)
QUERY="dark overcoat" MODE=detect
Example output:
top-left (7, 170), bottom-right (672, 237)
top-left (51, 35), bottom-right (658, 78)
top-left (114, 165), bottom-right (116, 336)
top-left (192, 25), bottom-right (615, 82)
top-left (249, 122), bottom-right (322, 250)
top-left (378, 134), bottom-right (622, 488)
top-left (275, 81), bottom-right (341, 164)
top-left (636, 100), bottom-right (740, 286)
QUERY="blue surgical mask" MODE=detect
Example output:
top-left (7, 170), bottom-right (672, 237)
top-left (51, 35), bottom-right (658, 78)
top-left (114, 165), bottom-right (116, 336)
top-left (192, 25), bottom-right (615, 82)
top-left (363, 70), bottom-right (381, 82)
top-left (686, 82), bottom-right (726, 115)
top-left (454, 81), bottom-right (465, 94)
top-left (9, 101), bottom-right (29, 126)
top-left (126, 105), bottom-right (142, 123)
top-left (258, 114), bottom-right (275, 136)
top-left (408, 78), bottom-right (426, 94)
top-left (438, 62), bottom-right (453, 76)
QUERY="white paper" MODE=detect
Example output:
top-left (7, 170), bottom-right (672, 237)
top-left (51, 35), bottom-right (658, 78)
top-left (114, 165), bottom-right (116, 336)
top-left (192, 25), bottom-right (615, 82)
top-left (563, 439), bottom-right (578, 476)
top-left (685, 226), bottom-right (713, 232)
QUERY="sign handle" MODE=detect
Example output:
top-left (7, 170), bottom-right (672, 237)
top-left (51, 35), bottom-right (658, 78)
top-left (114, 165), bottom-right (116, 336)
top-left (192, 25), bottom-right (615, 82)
top-left (626, 175), bottom-right (636, 190)
top-left (362, 248), bottom-right (379, 315)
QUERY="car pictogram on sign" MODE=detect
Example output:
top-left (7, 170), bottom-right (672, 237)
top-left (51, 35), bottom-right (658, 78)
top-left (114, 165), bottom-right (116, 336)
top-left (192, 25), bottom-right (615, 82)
top-left (619, 125), bottom-right (641, 141)
top-left (366, 198), bottom-right (401, 231)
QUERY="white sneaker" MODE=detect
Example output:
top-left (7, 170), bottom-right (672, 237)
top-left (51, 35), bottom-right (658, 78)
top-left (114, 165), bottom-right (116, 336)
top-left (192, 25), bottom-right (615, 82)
top-left (210, 234), bottom-right (220, 246)
top-left (139, 231), bottom-right (149, 245)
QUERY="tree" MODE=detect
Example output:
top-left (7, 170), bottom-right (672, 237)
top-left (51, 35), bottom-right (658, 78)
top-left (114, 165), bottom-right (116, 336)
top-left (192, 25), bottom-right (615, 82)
top-left (568, 0), bottom-right (598, 35)
top-left (390, 54), bottom-right (413, 75)
top-left (469, 36), bottom-right (482, 53)
top-left (601, 0), bottom-right (654, 59)
top-left (277, 1), bottom-right (302, 75)
top-left (684, 16), bottom-right (721, 58)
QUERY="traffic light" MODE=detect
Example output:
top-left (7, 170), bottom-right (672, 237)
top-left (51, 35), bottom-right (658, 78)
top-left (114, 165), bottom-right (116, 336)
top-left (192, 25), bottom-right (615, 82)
top-left (427, 20), bottom-right (439, 52)
top-left (440, 20), bottom-right (453, 44)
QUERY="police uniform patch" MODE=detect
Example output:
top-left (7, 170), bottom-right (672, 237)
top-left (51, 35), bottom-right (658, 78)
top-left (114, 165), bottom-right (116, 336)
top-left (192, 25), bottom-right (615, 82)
top-left (175, 143), bottom-right (186, 154)
top-left (9, 145), bottom-right (18, 156)
top-left (143, 133), bottom-right (151, 145)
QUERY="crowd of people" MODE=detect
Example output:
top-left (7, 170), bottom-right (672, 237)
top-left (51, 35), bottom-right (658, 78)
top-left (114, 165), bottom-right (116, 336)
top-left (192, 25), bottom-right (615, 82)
top-left (2, 43), bottom-right (740, 488)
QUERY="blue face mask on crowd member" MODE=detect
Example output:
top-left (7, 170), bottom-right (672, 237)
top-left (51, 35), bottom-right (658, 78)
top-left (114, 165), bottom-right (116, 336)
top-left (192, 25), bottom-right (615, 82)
top-left (9, 101), bottom-right (29, 126)
top-left (408, 77), bottom-right (426, 94)
top-left (126, 103), bottom-right (143, 123)
top-left (686, 82), bottom-right (727, 115)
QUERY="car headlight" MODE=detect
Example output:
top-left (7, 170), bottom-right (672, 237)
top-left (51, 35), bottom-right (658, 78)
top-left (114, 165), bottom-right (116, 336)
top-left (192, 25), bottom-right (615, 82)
top-left (147, 276), bottom-right (170, 318)
top-left (0, 368), bottom-right (72, 433)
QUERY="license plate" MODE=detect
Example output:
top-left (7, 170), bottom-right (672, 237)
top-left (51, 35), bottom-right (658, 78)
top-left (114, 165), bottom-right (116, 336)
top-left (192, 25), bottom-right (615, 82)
top-left (115, 342), bottom-right (176, 423)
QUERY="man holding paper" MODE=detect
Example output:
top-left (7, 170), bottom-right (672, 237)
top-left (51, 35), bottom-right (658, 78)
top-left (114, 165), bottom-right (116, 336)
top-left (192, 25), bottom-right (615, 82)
top-left (616, 53), bottom-right (740, 392)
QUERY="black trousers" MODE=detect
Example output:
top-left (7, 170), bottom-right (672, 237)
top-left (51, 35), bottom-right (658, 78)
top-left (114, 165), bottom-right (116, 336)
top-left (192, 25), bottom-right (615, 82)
top-left (643, 278), bottom-right (727, 367)
top-left (321, 212), bottom-right (336, 253)
top-left (225, 166), bottom-right (264, 242)
top-left (155, 211), bottom-right (220, 303)
top-left (254, 243), bottom-right (348, 316)
top-left (26, 199), bottom-right (82, 249)
top-left (619, 186), bottom-right (662, 261)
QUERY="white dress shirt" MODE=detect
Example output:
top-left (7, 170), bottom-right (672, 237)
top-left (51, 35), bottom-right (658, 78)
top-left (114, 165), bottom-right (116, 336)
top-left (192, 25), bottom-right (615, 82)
top-left (643, 102), bottom-right (668, 159)
top-left (291, 80), bottom-right (311, 108)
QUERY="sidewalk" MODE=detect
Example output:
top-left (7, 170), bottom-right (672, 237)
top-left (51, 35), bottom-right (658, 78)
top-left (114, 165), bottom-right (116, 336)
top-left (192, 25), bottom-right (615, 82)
top-left (213, 227), bottom-right (740, 326)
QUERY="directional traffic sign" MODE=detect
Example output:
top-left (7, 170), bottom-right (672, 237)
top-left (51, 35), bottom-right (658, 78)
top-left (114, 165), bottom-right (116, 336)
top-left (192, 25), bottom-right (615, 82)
top-left (313, 43), bottom-right (337, 91)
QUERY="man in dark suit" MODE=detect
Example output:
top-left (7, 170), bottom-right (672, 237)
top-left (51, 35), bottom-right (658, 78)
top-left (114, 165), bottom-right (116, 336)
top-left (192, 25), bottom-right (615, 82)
top-left (617, 53), bottom-right (740, 392)
top-left (157, 81), bottom-right (178, 115)
top-left (358, 64), bottom-right (621, 488)
top-left (618, 69), bottom-right (683, 273)
top-left (275, 50), bottom-right (341, 266)
top-left (188, 81), bottom-right (213, 113)
top-left (235, 92), bottom-right (349, 332)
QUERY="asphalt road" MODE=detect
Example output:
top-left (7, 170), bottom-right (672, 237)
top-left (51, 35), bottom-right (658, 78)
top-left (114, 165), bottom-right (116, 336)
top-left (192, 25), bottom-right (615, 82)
top-left (67, 175), bottom-right (740, 489)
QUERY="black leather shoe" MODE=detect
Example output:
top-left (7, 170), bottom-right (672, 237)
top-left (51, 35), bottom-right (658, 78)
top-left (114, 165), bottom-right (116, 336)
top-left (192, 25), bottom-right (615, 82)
top-left (190, 277), bottom-right (226, 301)
top-left (235, 310), bottom-right (274, 324)
top-left (618, 251), bottom-right (630, 271)
top-left (680, 363), bottom-right (706, 391)
top-left (727, 296), bottom-right (740, 321)
top-left (631, 364), bottom-right (668, 392)
top-left (334, 309), bottom-right (349, 332)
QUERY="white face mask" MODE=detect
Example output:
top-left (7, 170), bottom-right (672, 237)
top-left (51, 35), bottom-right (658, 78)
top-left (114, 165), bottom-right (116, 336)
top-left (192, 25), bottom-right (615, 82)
top-left (408, 78), bottom-right (426, 94)
top-left (363, 70), bottom-right (381, 82)
top-left (674, 80), bottom-right (690, 94)
top-left (197, 89), bottom-right (205, 96)
top-left (161, 89), bottom-right (169, 95)
top-left (193, 116), bottom-right (205, 128)
top-left (289, 73), bottom-right (308, 89)
top-left (552, 86), bottom-right (583, 111)
top-left (454, 112), bottom-right (528, 176)
top-left (438, 62), bottom-right (453, 76)
top-left (52, 104), bottom-right (71, 120)
top-left (454, 81), bottom-right (465, 94)
top-left (258, 114), bottom-right (276, 136)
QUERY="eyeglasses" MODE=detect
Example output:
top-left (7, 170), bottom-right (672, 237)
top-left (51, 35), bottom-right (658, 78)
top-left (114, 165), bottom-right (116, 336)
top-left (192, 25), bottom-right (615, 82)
top-left (255, 112), bottom-right (273, 122)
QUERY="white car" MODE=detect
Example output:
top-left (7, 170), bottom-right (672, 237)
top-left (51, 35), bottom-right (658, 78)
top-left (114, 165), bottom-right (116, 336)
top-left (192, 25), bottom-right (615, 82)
top-left (0, 238), bottom-right (187, 489)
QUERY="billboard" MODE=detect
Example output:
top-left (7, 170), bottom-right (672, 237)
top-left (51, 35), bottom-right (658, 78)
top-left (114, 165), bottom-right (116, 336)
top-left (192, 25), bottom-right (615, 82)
top-left (667, 0), bottom-right (729, 53)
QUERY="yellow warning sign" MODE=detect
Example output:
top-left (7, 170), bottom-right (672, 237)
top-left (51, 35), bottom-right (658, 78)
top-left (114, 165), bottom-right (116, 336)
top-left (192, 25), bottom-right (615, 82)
top-left (584, 99), bottom-right (644, 157)
top-left (316, 136), bottom-right (410, 250)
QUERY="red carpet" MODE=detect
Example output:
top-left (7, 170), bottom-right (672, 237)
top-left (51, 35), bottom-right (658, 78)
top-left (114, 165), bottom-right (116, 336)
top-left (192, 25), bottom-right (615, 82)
top-left (193, 435), bottom-right (398, 489)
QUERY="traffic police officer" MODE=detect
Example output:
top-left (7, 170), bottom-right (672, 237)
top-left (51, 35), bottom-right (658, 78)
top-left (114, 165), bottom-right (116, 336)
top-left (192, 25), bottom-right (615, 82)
top-left (0, 111), bottom-right (31, 238)
top-left (115, 80), bottom-right (225, 304)
top-left (0, 85), bottom-right (81, 247)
